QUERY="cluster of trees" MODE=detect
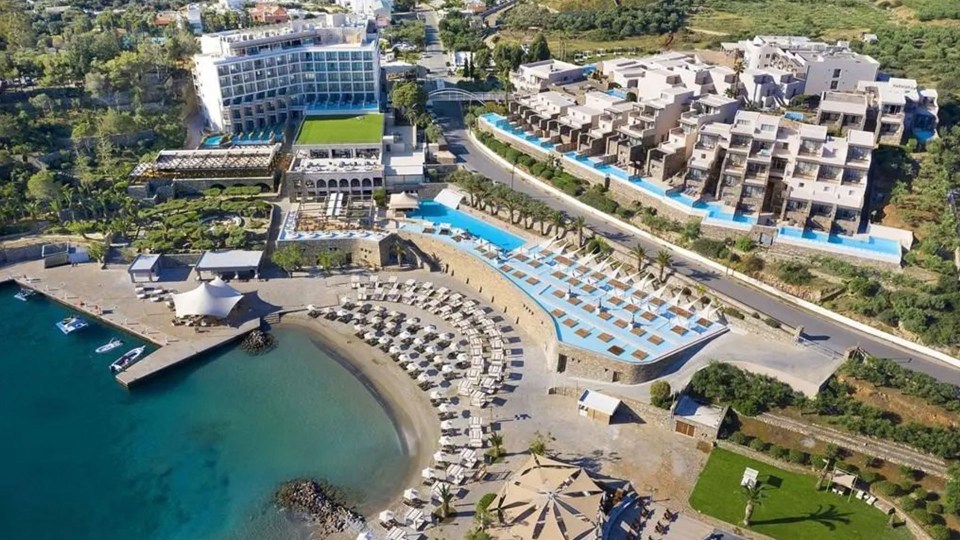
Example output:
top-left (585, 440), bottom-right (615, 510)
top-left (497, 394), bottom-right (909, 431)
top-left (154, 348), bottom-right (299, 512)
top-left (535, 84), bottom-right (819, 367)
top-left (504, 0), bottom-right (689, 40)
top-left (840, 354), bottom-right (960, 411)
top-left (383, 20), bottom-right (426, 48)
top-left (438, 10), bottom-right (483, 52)
top-left (271, 243), bottom-right (351, 275)
top-left (689, 362), bottom-right (802, 416)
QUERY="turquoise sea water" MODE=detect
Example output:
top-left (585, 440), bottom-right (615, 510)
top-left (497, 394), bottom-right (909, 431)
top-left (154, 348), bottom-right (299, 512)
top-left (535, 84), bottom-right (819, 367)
top-left (0, 283), bottom-right (407, 540)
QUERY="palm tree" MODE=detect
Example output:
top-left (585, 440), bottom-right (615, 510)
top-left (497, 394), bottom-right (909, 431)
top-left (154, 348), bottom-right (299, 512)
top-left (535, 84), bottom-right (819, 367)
top-left (572, 216), bottom-right (586, 247)
top-left (586, 236), bottom-right (610, 256)
top-left (489, 431), bottom-right (504, 460)
top-left (742, 484), bottom-right (765, 526)
top-left (630, 244), bottom-right (647, 272)
top-left (474, 504), bottom-right (494, 531)
top-left (656, 249), bottom-right (672, 282)
top-left (438, 483), bottom-right (454, 520)
top-left (392, 240), bottom-right (405, 267)
top-left (529, 431), bottom-right (549, 456)
top-left (549, 211), bottom-right (566, 238)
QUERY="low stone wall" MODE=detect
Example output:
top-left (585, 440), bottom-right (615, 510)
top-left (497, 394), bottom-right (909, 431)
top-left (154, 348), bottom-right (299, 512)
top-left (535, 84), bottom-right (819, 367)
top-left (276, 235), bottom-right (391, 268)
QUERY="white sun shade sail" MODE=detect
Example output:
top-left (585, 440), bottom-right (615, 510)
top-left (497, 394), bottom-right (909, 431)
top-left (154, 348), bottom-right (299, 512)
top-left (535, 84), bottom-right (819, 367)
top-left (172, 277), bottom-right (244, 319)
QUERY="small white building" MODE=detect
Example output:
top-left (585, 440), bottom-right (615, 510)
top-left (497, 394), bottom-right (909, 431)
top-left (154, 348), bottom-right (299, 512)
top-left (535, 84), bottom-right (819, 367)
top-left (510, 59), bottom-right (584, 94)
top-left (578, 389), bottom-right (622, 424)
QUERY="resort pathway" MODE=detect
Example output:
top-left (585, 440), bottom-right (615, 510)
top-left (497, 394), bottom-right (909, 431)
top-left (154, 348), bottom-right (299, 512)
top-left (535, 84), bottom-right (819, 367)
top-left (434, 102), bottom-right (960, 386)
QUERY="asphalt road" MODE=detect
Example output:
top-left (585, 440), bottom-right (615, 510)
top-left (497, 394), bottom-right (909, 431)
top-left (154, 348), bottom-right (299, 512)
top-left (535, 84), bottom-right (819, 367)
top-left (432, 101), bottom-right (960, 385)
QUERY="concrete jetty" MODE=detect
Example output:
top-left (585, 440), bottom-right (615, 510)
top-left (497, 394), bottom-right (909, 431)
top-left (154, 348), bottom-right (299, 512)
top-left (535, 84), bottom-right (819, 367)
top-left (116, 319), bottom-right (261, 387)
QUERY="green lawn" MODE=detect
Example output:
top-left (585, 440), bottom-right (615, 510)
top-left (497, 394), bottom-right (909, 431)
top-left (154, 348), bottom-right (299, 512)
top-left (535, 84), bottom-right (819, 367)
top-left (295, 113), bottom-right (384, 145)
top-left (689, 448), bottom-right (910, 540)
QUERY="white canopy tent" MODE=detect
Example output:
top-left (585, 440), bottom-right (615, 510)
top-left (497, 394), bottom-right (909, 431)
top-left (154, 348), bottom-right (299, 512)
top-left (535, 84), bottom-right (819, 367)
top-left (172, 277), bottom-right (244, 319)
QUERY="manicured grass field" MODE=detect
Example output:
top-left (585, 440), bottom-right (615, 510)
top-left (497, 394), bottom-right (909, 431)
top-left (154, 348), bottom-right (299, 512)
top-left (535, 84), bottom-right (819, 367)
top-left (295, 113), bottom-right (384, 145)
top-left (689, 448), bottom-right (910, 540)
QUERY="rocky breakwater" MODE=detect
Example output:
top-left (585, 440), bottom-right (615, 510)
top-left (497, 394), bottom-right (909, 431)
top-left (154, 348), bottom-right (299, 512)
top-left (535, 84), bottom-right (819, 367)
top-left (275, 479), bottom-right (365, 536)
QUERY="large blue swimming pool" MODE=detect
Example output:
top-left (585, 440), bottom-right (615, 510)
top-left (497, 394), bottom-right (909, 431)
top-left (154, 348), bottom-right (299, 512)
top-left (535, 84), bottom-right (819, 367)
top-left (408, 201), bottom-right (526, 251)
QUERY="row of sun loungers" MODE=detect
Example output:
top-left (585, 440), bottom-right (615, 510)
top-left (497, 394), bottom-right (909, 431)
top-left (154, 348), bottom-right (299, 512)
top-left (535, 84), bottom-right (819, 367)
top-left (318, 275), bottom-right (516, 539)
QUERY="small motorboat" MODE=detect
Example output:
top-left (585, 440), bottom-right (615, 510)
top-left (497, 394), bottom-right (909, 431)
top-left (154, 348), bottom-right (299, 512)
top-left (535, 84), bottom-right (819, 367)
top-left (95, 338), bottom-right (124, 354)
top-left (14, 288), bottom-right (36, 301)
top-left (56, 316), bottom-right (89, 335)
top-left (110, 346), bottom-right (147, 374)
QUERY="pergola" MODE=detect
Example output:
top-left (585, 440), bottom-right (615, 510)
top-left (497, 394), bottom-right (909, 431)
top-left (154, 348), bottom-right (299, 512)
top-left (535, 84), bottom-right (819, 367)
top-left (195, 250), bottom-right (264, 280)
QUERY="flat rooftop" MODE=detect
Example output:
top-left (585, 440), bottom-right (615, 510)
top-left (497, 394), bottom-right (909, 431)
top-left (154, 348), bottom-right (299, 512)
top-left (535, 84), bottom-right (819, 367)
top-left (295, 113), bottom-right (384, 145)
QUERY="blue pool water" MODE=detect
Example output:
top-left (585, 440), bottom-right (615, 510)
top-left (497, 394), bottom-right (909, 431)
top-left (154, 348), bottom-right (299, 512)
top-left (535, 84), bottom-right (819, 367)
top-left (0, 285), bottom-right (407, 540)
top-left (409, 201), bottom-right (525, 251)
top-left (784, 112), bottom-right (804, 121)
top-left (607, 89), bottom-right (628, 99)
top-left (914, 129), bottom-right (935, 142)
top-left (777, 226), bottom-right (902, 256)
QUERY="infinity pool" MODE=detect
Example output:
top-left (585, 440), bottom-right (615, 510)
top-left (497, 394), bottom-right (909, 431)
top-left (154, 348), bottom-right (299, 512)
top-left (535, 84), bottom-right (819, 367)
top-left (777, 226), bottom-right (902, 256)
top-left (408, 201), bottom-right (526, 251)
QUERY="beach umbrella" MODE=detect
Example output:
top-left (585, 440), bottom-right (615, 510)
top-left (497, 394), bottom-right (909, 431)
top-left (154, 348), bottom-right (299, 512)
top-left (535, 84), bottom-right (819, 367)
top-left (441, 420), bottom-right (455, 430)
top-left (440, 332), bottom-right (455, 341)
top-left (432, 354), bottom-right (445, 365)
top-left (388, 310), bottom-right (401, 318)
top-left (433, 451), bottom-right (449, 463)
top-left (364, 331), bottom-right (377, 341)
top-left (429, 389), bottom-right (445, 401)
top-left (456, 353), bottom-right (469, 362)
top-left (421, 468), bottom-right (436, 481)
top-left (371, 316), bottom-right (383, 324)
top-left (406, 363), bottom-right (420, 373)
top-left (403, 488), bottom-right (421, 502)
top-left (353, 323), bottom-right (364, 334)
top-left (438, 436), bottom-right (454, 447)
top-left (409, 317), bottom-right (421, 326)
top-left (378, 510), bottom-right (395, 525)
top-left (417, 373), bottom-right (430, 384)
top-left (441, 365), bottom-right (455, 375)
top-left (389, 345), bottom-right (401, 355)
top-left (413, 337), bottom-right (425, 347)
top-left (399, 331), bottom-right (413, 341)
top-left (378, 336), bottom-right (391, 346)
top-left (398, 354), bottom-right (411, 363)
top-left (438, 403), bottom-right (454, 413)
top-left (425, 345), bottom-right (438, 355)
top-left (424, 324), bottom-right (438, 334)
top-left (357, 532), bottom-right (373, 540)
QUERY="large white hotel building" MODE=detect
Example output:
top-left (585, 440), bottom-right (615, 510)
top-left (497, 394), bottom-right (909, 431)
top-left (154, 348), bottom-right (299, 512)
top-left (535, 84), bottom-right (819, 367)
top-left (192, 15), bottom-right (381, 133)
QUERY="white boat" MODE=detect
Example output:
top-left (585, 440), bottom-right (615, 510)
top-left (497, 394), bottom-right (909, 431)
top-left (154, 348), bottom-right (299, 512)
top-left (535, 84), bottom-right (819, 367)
top-left (110, 346), bottom-right (147, 374)
top-left (95, 338), bottom-right (124, 354)
top-left (56, 316), bottom-right (89, 335)
top-left (14, 288), bottom-right (36, 301)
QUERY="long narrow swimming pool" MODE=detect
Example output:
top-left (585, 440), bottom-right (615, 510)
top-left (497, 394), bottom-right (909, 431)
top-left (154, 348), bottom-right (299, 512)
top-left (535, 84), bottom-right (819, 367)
top-left (408, 201), bottom-right (526, 251)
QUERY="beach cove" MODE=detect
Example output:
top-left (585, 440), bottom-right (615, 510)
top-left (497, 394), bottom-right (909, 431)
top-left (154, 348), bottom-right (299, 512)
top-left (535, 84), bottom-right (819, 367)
top-left (0, 282), bottom-right (418, 540)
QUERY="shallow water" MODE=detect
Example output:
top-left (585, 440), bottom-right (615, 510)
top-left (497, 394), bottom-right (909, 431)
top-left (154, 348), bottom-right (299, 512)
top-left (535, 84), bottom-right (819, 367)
top-left (0, 283), bottom-right (407, 540)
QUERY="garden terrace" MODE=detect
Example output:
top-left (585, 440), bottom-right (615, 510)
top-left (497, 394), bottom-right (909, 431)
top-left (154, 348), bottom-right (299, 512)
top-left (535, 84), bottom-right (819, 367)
top-left (128, 145), bottom-right (282, 181)
top-left (294, 113), bottom-right (384, 146)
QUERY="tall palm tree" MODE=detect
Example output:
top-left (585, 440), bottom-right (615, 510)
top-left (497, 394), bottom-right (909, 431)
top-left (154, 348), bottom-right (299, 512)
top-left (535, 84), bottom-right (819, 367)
top-left (586, 236), bottom-right (610, 256)
top-left (630, 244), bottom-right (647, 272)
top-left (438, 483), bottom-right (454, 520)
top-left (656, 249), bottom-right (672, 282)
top-left (572, 216), bottom-right (586, 247)
top-left (742, 484), bottom-right (765, 526)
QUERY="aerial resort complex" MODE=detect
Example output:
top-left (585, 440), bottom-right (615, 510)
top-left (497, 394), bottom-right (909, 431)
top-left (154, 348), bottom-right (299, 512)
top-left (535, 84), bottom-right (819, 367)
top-left (7, 0), bottom-right (960, 539)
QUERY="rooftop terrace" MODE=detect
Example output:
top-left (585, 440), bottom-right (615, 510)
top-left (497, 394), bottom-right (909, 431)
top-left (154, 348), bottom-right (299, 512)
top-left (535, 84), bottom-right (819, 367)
top-left (295, 114), bottom-right (384, 146)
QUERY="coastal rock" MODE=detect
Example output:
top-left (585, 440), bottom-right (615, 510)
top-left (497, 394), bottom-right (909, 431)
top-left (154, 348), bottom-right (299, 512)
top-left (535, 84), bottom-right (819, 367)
top-left (275, 479), bottom-right (364, 536)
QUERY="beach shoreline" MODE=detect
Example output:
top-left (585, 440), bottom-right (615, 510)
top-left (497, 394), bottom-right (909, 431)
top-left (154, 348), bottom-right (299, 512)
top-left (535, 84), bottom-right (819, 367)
top-left (278, 314), bottom-right (440, 520)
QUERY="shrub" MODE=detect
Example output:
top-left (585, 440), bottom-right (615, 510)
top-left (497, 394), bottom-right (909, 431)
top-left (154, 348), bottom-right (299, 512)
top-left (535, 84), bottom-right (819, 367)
top-left (859, 471), bottom-right (881, 484)
top-left (777, 261), bottom-right (814, 285)
top-left (764, 317), bottom-right (782, 329)
top-left (899, 480), bottom-right (916, 495)
top-left (825, 444), bottom-right (843, 460)
top-left (477, 493), bottom-right (496, 512)
top-left (691, 238), bottom-right (728, 259)
top-left (770, 445), bottom-right (789, 460)
top-left (728, 432), bottom-right (749, 445)
top-left (910, 508), bottom-right (932, 526)
top-left (740, 254), bottom-right (764, 274)
top-left (899, 496), bottom-right (922, 511)
top-left (748, 438), bottom-right (769, 452)
top-left (926, 501), bottom-right (944, 514)
top-left (787, 449), bottom-right (809, 465)
top-left (734, 236), bottom-right (756, 252)
top-left (873, 481), bottom-right (901, 497)
top-left (689, 363), bottom-right (800, 415)
top-left (722, 307), bottom-right (744, 319)
top-left (649, 380), bottom-right (672, 410)
top-left (928, 525), bottom-right (951, 540)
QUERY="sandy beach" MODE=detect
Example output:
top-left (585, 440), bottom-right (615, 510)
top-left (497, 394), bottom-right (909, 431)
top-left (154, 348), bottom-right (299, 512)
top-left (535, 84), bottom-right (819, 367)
top-left (279, 314), bottom-right (440, 524)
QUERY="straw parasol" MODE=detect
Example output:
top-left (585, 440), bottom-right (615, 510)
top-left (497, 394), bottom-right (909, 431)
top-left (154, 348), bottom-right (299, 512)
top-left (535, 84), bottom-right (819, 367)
top-left (491, 454), bottom-right (605, 540)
